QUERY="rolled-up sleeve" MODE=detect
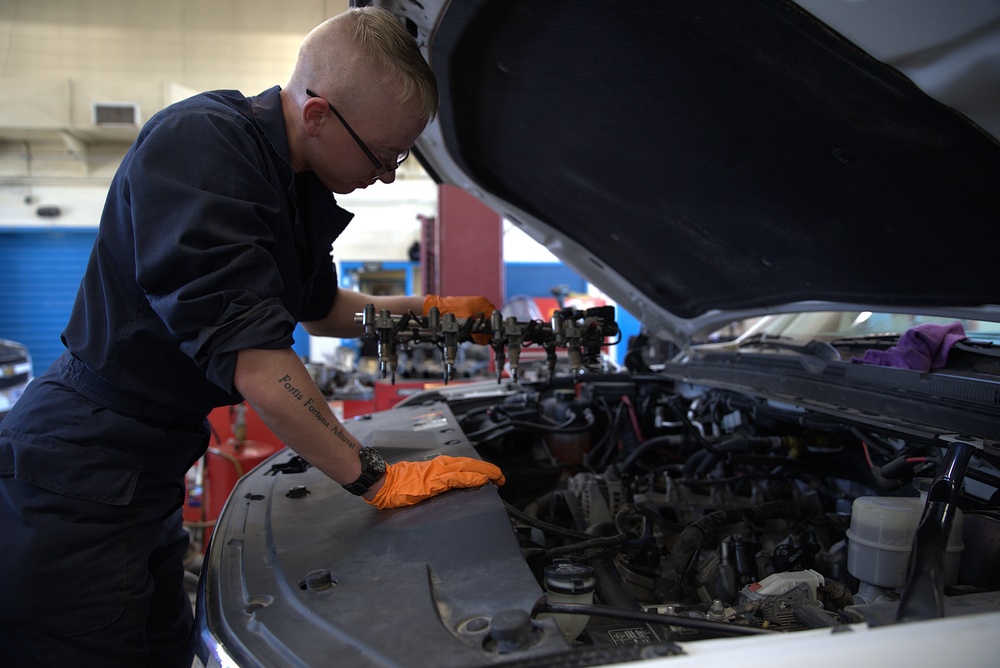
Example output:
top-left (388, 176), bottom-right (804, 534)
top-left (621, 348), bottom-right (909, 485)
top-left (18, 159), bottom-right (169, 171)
top-left (126, 110), bottom-right (298, 392)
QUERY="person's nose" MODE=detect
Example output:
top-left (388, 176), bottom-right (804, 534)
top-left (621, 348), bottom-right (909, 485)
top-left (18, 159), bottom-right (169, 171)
top-left (378, 170), bottom-right (396, 185)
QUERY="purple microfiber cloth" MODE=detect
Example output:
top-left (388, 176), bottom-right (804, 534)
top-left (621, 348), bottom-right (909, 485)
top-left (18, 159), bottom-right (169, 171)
top-left (853, 322), bottom-right (966, 372)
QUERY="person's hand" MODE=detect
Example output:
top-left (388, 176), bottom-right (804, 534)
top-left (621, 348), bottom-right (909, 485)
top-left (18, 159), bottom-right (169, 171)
top-left (365, 456), bottom-right (506, 510)
top-left (422, 295), bottom-right (496, 318)
top-left (423, 295), bottom-right (497, 343)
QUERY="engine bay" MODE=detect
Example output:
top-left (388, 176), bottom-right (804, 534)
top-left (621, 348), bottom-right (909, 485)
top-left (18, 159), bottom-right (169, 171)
top-left (350, 305), bottom-right (1000, 643)
top-left (199, 308), bottom-right (1000, 666)
top-left (443, 373), bottom-right (1000, 645)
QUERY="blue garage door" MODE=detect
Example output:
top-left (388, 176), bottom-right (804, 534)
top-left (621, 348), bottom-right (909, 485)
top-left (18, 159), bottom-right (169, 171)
top-left (0, 227), bottom-right (311, 377)
top-left (505, 262), bottom-right (640, 366)
top-left (0, 228), bottom-right (97, 377)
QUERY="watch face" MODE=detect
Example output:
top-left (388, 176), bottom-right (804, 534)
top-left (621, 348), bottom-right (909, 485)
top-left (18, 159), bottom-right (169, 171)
top-left (343, 448), bottom-right (387, 495)
top-left (361, 448), bottom-right (387, 476)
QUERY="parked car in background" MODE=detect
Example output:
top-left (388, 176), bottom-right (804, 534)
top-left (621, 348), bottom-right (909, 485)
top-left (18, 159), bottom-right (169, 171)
top-left (0, 339), bottom-right (32, 422)
top-left (197, 1), bottom-right (1000, 667)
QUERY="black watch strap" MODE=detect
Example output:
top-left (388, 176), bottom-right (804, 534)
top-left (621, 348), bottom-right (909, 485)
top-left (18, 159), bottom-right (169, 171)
top-left (343, 447), bottom-right (387, 496)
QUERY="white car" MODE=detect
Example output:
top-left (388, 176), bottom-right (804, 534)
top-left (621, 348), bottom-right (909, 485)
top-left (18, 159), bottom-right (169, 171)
top-left (197, 1), bottom-right (1000, 666)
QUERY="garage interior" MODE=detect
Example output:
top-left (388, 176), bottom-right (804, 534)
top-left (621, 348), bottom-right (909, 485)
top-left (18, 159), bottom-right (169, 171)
top-left (0, 6), bottom-right (641, 394)
top-left (0, 2), bottom-right (632, 663)
top-left (0, 0), bottom-right (1000, 668)
top-left (0, 0), bottom-right (638, 656)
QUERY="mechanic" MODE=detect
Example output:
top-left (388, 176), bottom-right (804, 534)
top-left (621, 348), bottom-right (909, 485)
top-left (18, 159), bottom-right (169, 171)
top-left (0, 7), bottom-right (504, 667)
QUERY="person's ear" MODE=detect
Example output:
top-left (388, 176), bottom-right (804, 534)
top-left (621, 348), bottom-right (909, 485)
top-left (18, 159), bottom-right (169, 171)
top-left (302, 98), bottom-right (327, 137)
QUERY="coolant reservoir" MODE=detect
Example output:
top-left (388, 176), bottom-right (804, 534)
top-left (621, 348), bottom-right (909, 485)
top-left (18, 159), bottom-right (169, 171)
top-left (846, 496), bottom-right (964, 589)
top-left (541, 390), bottom-right (591, 465)
top-left (539, 559), bottom-right (596, 643)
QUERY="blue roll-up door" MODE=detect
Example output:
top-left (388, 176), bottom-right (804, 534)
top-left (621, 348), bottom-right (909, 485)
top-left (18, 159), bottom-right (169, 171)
top-left (0, 228), bottom-right (97, 376)
top-left (0, 227), bottom-right (311, 377)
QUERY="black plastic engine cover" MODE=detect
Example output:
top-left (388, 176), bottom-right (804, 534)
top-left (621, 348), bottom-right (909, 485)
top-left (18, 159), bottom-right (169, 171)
top-left (198, 402), bottom-right (563, 667)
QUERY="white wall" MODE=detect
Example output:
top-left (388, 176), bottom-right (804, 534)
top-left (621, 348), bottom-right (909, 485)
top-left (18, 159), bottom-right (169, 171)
top-left (0, 0), bottom-right (565, 368)
top-left (0, 0), bottom-right (565, 268)
top-left (0, 0), bottom-right (433, 263)
top-left (0, 0), bottom-right (344, 93)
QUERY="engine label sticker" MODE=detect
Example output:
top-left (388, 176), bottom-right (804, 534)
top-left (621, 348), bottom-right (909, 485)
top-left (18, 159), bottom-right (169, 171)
top-left (605, 627), bottom-right (657, 646)
top-left (412, 411), bottom-right (448, 431)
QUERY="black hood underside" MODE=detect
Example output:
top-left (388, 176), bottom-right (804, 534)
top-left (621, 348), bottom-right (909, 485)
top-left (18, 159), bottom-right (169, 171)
top-left (429, 0), bottom-right (1000, 321)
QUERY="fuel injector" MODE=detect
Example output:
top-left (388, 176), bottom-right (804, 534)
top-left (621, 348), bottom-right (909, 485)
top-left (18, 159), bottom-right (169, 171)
top-left (441, 311), bottom-right (460, 382)
top-left (503, 316), bottom-right (526, 382)
top-left (491, 310), bottom-right (506, 383)
top-left (375, 308), bottom-right (399, 383)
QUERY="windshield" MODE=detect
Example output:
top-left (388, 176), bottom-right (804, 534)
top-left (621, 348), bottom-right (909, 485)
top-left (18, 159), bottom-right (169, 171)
top-left (731, 311), bottom-right (1000, 345)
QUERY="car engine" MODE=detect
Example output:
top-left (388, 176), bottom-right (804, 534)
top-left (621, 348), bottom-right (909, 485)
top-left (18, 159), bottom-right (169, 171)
top-left (372, 306), bottom-right (1000, 645)
top-left (442, 374), bottom-right (999, 641)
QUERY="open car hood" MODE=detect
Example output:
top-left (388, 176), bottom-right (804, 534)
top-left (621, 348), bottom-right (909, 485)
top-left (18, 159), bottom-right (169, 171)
top-left (394, 0), bottom-right (1000, 341)
top-left (196, 4), bottom-right (1000, 667)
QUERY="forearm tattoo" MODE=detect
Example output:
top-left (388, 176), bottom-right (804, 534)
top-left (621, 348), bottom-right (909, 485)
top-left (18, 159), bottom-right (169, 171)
top-left (278, 374), bottom-right (355, 449)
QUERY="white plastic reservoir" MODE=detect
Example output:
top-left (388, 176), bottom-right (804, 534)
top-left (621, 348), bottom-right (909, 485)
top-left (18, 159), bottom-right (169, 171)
top-left (846, 496), bottom-right (964, 589)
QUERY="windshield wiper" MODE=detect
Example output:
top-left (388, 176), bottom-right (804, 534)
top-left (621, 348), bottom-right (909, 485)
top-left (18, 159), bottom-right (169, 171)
top-left (737, 333), bottom-right (793, 348)
top-left (827, 334), bottom-right (901, 348)
top-left (952, 339), bottom-right (1000, 358)
top-left (737, 334), bottom-right (841, 364)
top-left (827, 334), bottom-right (1000, 359)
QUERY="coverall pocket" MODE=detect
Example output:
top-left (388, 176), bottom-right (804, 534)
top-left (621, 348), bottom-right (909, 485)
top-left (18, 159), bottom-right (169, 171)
top-left (0, 429), bottom-right (142, 504)
top-left (0, 434), bottom-right (145, 635)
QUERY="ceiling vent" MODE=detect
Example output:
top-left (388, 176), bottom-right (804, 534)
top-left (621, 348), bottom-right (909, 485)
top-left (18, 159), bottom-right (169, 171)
top-left (92, 102), bottom-right (140, 127)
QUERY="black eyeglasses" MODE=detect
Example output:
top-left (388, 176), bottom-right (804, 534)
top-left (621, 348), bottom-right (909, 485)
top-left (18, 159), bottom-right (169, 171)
top-left (306, 88), bottom-right (408, 175)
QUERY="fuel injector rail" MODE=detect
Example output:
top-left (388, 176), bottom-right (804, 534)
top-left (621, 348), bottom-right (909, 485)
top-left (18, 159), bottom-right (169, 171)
top-left (354, 304), bottom-right (620, 384)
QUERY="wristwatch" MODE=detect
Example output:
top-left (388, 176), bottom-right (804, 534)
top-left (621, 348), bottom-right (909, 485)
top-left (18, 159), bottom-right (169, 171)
top-left (342, 447), bottom-right (387, 496)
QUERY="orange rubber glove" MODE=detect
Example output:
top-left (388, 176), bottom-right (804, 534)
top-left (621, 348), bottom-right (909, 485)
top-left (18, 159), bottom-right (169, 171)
top-left (423, 295), bottom-right (496, 318)
top-left (423, 295), bottom-right (497, 343)
top-left (365, 456), bottom-right (506, 510)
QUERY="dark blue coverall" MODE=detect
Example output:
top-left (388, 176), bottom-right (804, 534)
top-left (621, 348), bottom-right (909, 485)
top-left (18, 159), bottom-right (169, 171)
top-left (0, 86), bottom-right (352, 666)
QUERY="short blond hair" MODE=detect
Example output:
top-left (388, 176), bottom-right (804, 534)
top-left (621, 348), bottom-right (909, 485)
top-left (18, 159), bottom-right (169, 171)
top-left (289, 7), bottom-right (438, 121)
